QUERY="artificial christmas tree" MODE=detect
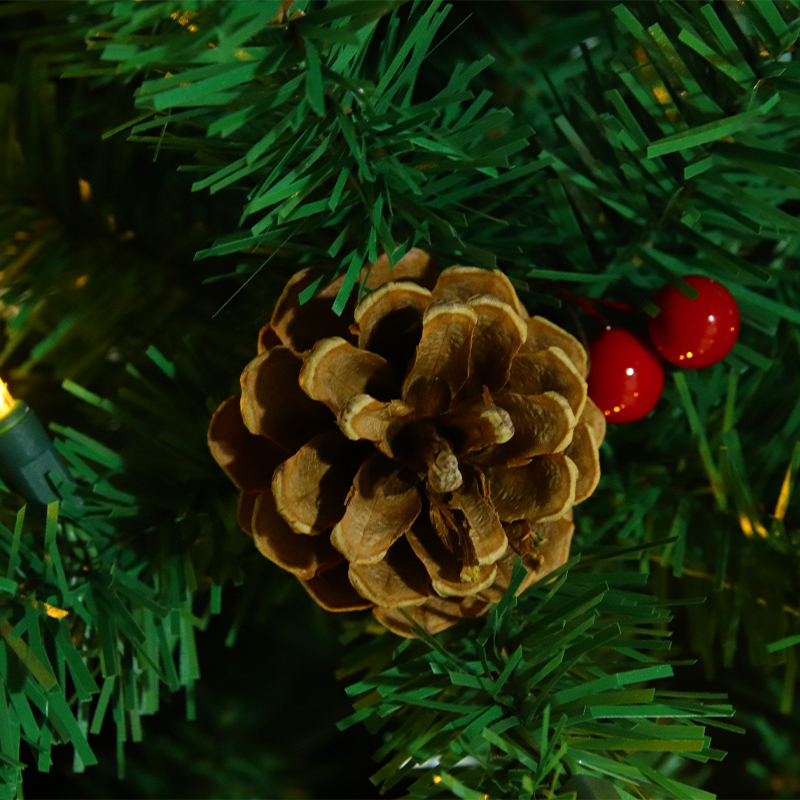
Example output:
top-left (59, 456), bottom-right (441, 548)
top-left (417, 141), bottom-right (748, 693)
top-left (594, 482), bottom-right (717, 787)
top-left (1, 1), bottom-right (800, 798)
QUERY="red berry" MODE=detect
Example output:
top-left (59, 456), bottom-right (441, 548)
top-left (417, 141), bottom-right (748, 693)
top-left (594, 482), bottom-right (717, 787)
top-left (588, 328), bottom-right (664, 423)
top-left (647, 275), bottom-right (740, 368)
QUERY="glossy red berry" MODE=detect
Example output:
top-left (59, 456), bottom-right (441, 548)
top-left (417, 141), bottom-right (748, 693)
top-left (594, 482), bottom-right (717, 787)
top-left (647, 275), bottom-right (740, 369)
top-left (588, 328), bottom-right (664, 423)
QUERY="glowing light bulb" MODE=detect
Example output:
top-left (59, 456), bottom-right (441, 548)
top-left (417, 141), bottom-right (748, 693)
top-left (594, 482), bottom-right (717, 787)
top-left (0, 380), bottom-right (14, 417)
top-left (625, 367), bottom-right (634, 376)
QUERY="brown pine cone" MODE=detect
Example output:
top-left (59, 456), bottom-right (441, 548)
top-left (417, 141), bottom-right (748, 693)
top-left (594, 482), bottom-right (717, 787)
top-left (208, 249), bottom-right (604, 637)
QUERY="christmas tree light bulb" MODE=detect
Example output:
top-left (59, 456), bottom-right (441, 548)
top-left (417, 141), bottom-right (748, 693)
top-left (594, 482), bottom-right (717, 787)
top-left (0, 380), bottom-right (13, 417)
top-left (0, 381), bottom-right (74, 506)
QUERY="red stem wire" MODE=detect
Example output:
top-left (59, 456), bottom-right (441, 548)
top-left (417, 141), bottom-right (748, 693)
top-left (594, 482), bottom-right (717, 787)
top-left (556, 289), bottom-right (647, 327)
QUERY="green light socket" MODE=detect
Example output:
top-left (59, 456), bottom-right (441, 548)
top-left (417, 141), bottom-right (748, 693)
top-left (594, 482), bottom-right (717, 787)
top-left (0, 400), bottom-right (73, 506)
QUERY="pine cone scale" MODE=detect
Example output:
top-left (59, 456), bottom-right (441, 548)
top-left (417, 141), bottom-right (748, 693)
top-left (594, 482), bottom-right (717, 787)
top-left (580, 396), bottom-right (607, 446)
top-left (238, 492), bottom-right (258, 535)
top-left (506, 347), bottom-right (588, 418)
top-left (299, 337), bottom-right (397, 414)
top-left (526, 515), bottom-right (575, 582)
top-left (456, 295), bottom-right (527, 399)
top-left (352, 281), bottom-right (431, 379)
top-left (252, 491), bottom-right (343, 580)
top-left (362, 248), bottom-right (438, 290)
top-left (208, 396), bottom-right (286, 492)
top-left (429, 266), bottom-right (528, 320)
top-left (472, 390), bottom-right (576, 468)
top-left (337, 395), bottom-right (413, 456)
top-left (348, 537), bottom-right (430, 608)
top-left (564, 425), bottom-right (601, 504)
top-left (486, 455), bottom-right (578, 522)
top-left (449, 474), bottom-right (508, 566)
top-left (440, 399), bottom-right (515, 455)
top-left (271, 431), bottom-right (367, 535)
top-left (406, 523), bottom-right (497, 597)
top-left (330, 453), bottom-right (423, 565)
top-left (270, 268), bottom-right (356, 351)
top-left (300, 562), bottom-right (375, 612)
top-left (257, 324), bottom-right (282, 354)
top-left (401, 301), bottom-right (477, 418)
top-left (374, 595), bottom-right (489, 638)
top-left (240, 347), bottom-right (332, 452)
top-left (522, 316), bottom-right (588, 377)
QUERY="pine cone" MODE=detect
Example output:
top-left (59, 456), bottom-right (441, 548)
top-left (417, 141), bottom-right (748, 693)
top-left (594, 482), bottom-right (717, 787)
top-left (208, 249), bottom-right (604, 637)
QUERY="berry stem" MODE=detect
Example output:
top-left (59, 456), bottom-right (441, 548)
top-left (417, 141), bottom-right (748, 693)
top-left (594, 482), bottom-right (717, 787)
top-left (557, 289), bottom-right (647, 326)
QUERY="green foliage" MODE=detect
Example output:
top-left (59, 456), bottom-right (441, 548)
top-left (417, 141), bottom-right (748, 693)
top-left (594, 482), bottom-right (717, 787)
top-left (517, 1), bottom-right (800, 691)
top-left (0, 34), bottom-right (245, 395)
top-left (407, 0), bottom-right (800, 697)
top-left (3, 0), bottom-right (800, 798)
top-left (51, 0), bottom-right (544, 310)
top-left (0, 335), bottom-right (254, 791)
top-left (341, 556), bottom-right (734, 799)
